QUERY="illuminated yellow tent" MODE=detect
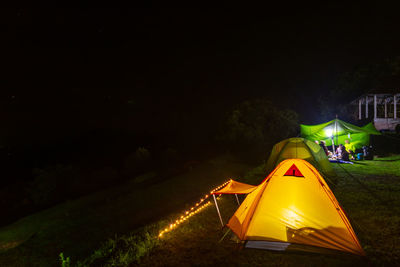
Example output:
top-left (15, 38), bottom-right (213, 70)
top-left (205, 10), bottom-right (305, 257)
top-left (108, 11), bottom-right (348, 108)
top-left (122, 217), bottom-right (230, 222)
top-left (227, 159), bottom-right (365, 256)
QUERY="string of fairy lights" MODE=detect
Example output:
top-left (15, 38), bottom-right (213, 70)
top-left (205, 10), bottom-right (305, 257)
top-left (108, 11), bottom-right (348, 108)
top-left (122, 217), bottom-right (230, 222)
top-left (158, 179), bottom-right (231, 238)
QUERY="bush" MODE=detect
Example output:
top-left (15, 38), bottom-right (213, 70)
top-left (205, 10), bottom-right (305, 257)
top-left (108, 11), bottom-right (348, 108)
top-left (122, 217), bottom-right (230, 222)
top-left (218, 99), bottom-right (298, 161)
top-left (88, 167), bottom-right (119, 189)
top-left (160, 148), bottom-right (179, 167)
top-left (124, 147), bottom-right (152, 175)
top-left (134, 147), bottom-right (151, 162)
top-left (27, 165), bottom-right (80, 206)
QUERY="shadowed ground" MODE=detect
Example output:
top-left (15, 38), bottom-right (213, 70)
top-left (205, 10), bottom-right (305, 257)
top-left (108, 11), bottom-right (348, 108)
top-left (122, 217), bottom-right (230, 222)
top-left (1, 155), bottom-right (399, 266)
top-left (0, 155), bottom-right (250, 266)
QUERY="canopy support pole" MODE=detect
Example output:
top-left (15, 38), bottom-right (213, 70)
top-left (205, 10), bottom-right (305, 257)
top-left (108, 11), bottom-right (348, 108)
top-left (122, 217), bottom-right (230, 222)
top-left (235, 194), bottom-right (240, 206)
top-left (213, 194), bottom-right (224, 227)
top-left (335, 117), bottom-right (338, 152)
top-left (332, 118), bottom-right (337, 156)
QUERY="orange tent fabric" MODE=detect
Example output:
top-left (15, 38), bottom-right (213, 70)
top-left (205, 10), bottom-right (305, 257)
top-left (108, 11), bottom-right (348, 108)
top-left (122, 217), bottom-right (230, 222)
top-left (227, 159), bottom-right (365, 256)
top-left (212, 180), bottom-right (257, 195)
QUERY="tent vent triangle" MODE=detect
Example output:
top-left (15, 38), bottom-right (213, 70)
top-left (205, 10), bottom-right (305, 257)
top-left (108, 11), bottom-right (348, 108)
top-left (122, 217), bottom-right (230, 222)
top-left (284, 164), bottom-right (303, 177)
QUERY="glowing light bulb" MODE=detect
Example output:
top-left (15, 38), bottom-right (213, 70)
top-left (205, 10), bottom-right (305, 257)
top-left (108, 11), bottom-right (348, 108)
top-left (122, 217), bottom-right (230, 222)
top-left (325, 128), bottom-right (333, 137)
top-left (157, 180), bottom-right (230, 238)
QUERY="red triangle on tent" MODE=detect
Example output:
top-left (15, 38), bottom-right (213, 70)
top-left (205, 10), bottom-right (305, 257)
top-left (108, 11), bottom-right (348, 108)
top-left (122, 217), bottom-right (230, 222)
top-left (284, 164), bottom-right (304, 177)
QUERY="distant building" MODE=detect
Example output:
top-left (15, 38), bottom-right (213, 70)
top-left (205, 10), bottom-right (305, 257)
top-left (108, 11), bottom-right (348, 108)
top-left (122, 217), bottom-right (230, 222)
top-left (351, 92), bottom-right (400, 131)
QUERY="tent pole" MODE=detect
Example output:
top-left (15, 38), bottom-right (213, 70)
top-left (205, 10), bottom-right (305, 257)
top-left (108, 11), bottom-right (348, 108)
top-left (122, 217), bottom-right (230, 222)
top-left (333, 118), bottom-right (338, 156)
top-left (235, 194), bottom-right (240, 206)
top-left (213, 194), bottom-right (224, 227)
top-left (335, 118), bottom-right (338, 153)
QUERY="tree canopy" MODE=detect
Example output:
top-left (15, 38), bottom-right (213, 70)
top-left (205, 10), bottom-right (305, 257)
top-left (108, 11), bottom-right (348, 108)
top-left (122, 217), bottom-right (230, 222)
top-left (318, 57), bottom-right (400, 121)
top-left (219, 99), bottom-right (299, 161)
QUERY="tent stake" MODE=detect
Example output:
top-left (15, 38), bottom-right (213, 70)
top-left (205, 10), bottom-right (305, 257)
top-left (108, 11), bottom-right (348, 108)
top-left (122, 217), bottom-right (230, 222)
top-left (213, 194), bottom-right (224, 227)
top-left (235, 194), bottom-right (240, 206)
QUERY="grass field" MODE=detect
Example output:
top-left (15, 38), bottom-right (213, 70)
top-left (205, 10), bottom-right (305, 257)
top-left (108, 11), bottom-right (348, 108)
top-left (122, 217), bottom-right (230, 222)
top-left (83, 155), bottom-right (400, 266)
top-left (1, 155), bottom-right (399, 266)
top-left (0, 155), bottom-right (251, 266)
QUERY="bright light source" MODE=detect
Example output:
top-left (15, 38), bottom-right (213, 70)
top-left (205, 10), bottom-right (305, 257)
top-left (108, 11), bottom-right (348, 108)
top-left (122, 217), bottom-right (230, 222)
top-left (158, 180), bottom-right (230, 238)
top-left (325, 128), bottom-right (333, 137)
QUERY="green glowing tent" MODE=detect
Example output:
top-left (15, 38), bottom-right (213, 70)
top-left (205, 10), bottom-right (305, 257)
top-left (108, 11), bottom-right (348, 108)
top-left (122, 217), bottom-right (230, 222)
top-left (300, 119), bottom-right (381, 150)
top-left (266, 137), bottom-right (337, 185)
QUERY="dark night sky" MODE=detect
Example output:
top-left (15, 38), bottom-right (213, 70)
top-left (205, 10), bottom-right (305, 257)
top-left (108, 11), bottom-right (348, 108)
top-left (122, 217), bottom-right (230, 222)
top-left (1, 7), bottom-right (400, 146)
